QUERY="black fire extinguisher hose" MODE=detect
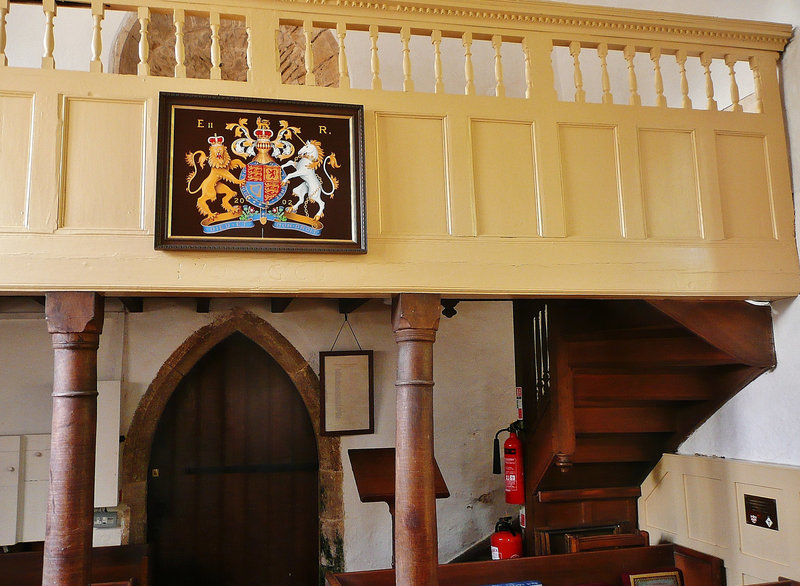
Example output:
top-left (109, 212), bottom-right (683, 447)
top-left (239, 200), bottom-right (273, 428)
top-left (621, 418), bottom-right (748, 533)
top-left (493, 427), bottom-right (510, 474)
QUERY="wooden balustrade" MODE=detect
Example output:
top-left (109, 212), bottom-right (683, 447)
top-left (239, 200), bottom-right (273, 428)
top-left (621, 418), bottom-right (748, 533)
top-left (0, 0), bottom-right (776, 115)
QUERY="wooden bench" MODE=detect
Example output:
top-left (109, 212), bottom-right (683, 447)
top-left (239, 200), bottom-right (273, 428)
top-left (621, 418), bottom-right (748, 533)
top-left (0, 544), bottom-right (149, 586)
top-left (326, 543), bottom-right (723, 586)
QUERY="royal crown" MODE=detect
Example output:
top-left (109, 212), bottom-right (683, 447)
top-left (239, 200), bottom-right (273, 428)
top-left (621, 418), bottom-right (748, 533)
top-left (254, 117), bottom-right (273, 140)
top-left (208, 135), bottom-right (225, 145)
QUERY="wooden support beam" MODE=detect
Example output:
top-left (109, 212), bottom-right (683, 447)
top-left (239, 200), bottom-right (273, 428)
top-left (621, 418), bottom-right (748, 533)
top-left (195, 298), bottom-right (210, 313)
top-left (270, 297), bottom-right (294, 313)
top-left (392, 293), bottom-right (441, 586)
top-left (338, 298), bottom-right (368, 314)
top-left (120, 297), bottom-right (143, 313)
top-left (43, 292), bottom-right (105, 586)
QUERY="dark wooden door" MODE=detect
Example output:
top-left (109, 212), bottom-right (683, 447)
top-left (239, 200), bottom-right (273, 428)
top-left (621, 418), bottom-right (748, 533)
top-left (148, 333), bottom-right (319, 586)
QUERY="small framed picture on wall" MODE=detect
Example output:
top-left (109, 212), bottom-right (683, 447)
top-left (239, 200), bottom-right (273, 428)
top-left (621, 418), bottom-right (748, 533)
top-left (320, 350), bottom-right (374, 435)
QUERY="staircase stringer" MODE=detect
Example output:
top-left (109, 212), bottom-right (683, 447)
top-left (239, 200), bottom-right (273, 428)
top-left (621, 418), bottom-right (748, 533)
top-left (666, 364), bottom-right (770, 452)
top-left (648, 300), bottom-right (775, 367)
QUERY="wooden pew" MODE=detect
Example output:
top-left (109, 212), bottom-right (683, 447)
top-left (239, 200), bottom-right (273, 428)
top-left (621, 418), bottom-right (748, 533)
top-left (326, 543), bottom-right (723, 586)
top-left (0, 544), bottom-right (149, 586)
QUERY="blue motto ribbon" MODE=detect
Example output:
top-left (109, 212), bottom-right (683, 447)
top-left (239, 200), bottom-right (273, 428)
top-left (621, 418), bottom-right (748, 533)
top-left (201, 219), bottom-right (256, 234)
top-left (273, 221), bottom-right (323, 236)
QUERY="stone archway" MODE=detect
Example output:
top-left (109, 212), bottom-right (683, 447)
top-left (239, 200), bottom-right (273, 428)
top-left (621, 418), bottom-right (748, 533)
top-left (120, 307), bottom-right (344, 574)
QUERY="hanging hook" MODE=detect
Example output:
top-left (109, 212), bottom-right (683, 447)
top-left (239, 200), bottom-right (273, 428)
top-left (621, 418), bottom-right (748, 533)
top-left (330, 312), bottom-right (363, 351)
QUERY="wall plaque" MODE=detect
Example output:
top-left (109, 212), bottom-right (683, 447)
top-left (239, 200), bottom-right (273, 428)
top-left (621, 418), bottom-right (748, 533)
top-left (744, 494), bottom-right (779, 530)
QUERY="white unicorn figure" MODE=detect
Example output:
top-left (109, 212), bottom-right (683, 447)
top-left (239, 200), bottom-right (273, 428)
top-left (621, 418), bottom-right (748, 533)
top-left (281, 140), bottom-right (340, 220)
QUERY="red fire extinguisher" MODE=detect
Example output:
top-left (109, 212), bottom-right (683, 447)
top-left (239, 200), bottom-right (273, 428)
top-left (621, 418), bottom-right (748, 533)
top-left (491, 517), bottom-right (523, 560)
top-left (494, 421), bottom-right (525, 504)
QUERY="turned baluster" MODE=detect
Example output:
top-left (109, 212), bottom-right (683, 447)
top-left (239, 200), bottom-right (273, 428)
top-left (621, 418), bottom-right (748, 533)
top-left (676, 50), bottom-right (692, 109)
top-left (725, 55), bottom-right (742, 112)
top-left (650, 47), bottom-right (666, 107)
top-left (598, 43), bottom-right (612, 104)
top-left (336, 23), bottom-right (350, 89)
top-left (369, 24), bottom-right (381, 90)
top-left (700, 52), bottom-right (717, 111)
top-left (401, 26), bottom-right (413, 92)
top-left (137, 7), bottom-right (150, 76)
top-left (173, 10), bottom-right (186, 78)
top-left (0, 0), bottom-right (9, 66)
top-left (431, 30), bottom-right (444, 94)
top-left (492, 35), bottom-right (505, 98)
top-left (210, 13), bottom-right (222, 80)
top-left (42, 0), bottom-right (56, 69)
top-left (89, 1), bottom-right (103, 73)
top-left (462, 31), bottom-right (475, 96)
top-left (522, 36), bottom-right (533, 99)
top-left (569, 41), bottom-right (585, 103)
top-left (749, 56), bottom-right (764, 113)
top-left (624, 45), bottom-right (640, 106)
top-left (303, 19), bottom-right (315, 86)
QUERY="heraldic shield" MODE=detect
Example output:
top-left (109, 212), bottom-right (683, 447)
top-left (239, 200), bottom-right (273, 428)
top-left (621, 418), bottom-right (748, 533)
top-left (241, 162), bottom-right (286, 209)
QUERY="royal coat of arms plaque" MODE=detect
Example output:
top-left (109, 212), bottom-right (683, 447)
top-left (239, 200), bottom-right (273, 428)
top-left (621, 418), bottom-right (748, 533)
top-left (155, 92), bottom-right (366, 253)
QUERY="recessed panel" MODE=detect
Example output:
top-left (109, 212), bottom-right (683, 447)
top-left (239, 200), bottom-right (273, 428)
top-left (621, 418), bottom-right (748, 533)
top-left (684, 474), bottom-right (728, 546)
top-left (644, 470), bottom-right (683, 535)
top-left (0, 93), bottom-right (33, 228)
top-left (559, 124), bottom-right (622, 238)
top-left (716, 133), bottom-right (774, 239)
top-left (743, 574), bottom-right (771, 585)
top-left (60, 98), bottom-right (145, 231)
top-left (639, 129), bottom-right (701, 240)
top-left (735, 483), bottom-right (788, 565)
top-left (472, 120), bottom-right (538, 236)
top-left (376, 114), bottom-right (448, 236)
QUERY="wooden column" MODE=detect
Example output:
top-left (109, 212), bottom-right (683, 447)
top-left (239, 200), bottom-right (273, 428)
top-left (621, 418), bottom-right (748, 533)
top-left (391, 293), bottom-right (441, 586)
top-left (43, 292), bottom-right (104, 586)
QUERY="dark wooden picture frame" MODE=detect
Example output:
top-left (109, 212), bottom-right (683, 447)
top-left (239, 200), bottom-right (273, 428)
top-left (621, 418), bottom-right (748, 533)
top-left (320, 350), bottom-right (374, 435)
top-left (155, 92), bottom-right (366, 253)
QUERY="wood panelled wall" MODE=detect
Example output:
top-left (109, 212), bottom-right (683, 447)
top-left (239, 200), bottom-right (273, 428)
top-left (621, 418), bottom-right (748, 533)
top-left (0, 0), bottom-right (796, 297)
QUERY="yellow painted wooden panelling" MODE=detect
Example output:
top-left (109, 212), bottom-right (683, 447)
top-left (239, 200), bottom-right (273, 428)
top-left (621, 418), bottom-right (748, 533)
top-left (0, 0), bottom-right (794, 296)
top-left (559, 124), bottom-right (622, 238)
top-left (60, 98), bottom-right (145, 232)
top-left (684, 474), bottom-right (728, 547)
top-left (0, 93), bottom-right (33, 229)
top-left (471, 120), bottom-right (538, 237)
top-left (715, 133), bottom-right (775, 240)
top-left (376, 114), bottom-right (449, 236)
top-left (639, 129), bottom-right (702, 240)
top-left (641, 454), bottom-right (800, 586)
top-left (743, 574), bottom-right (771, 585)
top-left (643, 469), bottom-right (685, 536)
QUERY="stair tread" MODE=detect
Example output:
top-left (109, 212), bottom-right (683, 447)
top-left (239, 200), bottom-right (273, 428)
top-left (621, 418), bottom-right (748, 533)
top-left (568, 337), bottom-right (739, 368)
top-left (574, 406), bottom-right (677, 433)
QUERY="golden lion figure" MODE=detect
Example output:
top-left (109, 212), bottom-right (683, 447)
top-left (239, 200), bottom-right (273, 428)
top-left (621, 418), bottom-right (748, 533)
top-left (185, 138), bottom-right (246, 220)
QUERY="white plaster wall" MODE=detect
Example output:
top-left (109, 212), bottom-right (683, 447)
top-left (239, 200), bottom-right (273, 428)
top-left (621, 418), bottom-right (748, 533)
top-left (0, 306), bottom-right (125, 436)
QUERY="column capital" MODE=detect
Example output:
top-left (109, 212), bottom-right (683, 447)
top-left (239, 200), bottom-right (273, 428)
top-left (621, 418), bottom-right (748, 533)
top-left (391, 293), bottom-right (441, 334)
top-left (45, 292), bottom-right (104, 335)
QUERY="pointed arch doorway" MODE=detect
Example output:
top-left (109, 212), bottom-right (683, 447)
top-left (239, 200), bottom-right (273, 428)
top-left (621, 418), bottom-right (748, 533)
top-left (121, 309), bottom-right (344, 585)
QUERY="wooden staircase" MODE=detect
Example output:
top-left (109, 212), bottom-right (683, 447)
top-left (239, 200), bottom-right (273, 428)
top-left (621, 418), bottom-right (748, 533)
top-left (512, 299), bottom-right (775, 555)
